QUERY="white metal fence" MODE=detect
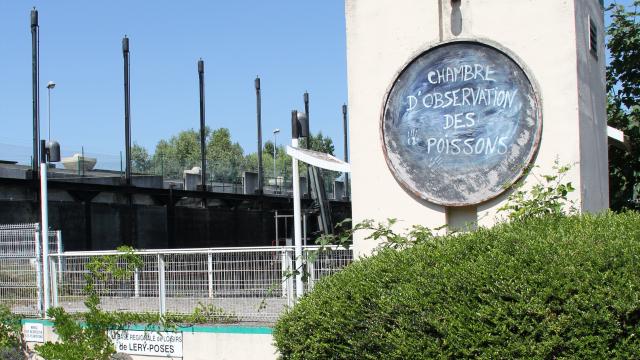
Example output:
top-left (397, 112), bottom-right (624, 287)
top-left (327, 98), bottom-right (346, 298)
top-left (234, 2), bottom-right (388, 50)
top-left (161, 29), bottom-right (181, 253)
top-left (0, 227), bottom-right (352, 322)
top-left (0, 224), bottom-right (62, 317)
top-left (49, 246), bottom-right (351, 322)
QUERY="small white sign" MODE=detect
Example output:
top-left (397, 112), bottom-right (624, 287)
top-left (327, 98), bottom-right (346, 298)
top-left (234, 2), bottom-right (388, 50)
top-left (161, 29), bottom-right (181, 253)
top-left (108, 330), bottom-right (183, 358)
top-left (22, 323), bottom-right (44, 343)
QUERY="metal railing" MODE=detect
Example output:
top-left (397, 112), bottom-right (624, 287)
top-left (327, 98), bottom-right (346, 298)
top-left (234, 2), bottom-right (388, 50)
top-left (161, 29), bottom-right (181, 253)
top-left (1, 242), bottom-right (351, 322)
top-left (49, 246), bottom-right (351, 322)
top-left (0, 224), bottom-right (62, 317)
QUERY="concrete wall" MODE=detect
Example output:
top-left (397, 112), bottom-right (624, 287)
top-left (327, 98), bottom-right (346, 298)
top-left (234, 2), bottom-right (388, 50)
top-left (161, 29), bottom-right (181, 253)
top-left (470, 0), bottom-right (583, 226)
top-left (0, 199), bottom-right (277, 250)
top-left (346, 0), bottom-right (608, 255)
top-left (180, 331), bottom-right (276, 360)
top-left (575, 0), bottom-right (609, 211)
top-left (24, 320), bottom-right (277, 360)
top-left (0, 192), bottom-right (351, 251)
top-left (346, 0), bottom-right (444, 256)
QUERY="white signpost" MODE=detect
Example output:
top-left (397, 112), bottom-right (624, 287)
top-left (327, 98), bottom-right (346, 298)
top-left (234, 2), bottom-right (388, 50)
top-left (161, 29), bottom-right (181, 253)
top-left (286, 145), bottom-right (350, 299)
top-left (108, 330), bottom-right (183, 358)
top-left (22, 323), bottom-right (44, 343)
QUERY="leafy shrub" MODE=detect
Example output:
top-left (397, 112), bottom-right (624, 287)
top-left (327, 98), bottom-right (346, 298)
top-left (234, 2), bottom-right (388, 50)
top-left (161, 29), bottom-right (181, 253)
top-left (498, 160), bottom-right (576, 221)
top-left (0, 347), bottom-right (25, 360)
top-left (36, 247), bottom-right (144, 360)
top-left (35, 247), bottom-right (236, 360)
top-left (0, 305), bottom-right (25, 360)
top-left (274, 212), bottom-right (640, 359)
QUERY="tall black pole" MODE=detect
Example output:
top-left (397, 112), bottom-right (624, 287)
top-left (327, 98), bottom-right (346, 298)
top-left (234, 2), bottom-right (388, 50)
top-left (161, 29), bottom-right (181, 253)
top-left (198, 59), bottom-right (207, 190)
top-left (122, 36), bottom-right (135, 246)
top-left (291, 110), bottom-right (299, 139)
top-left (123, 36), bottom-right (131, 185)
top-left (342, 104), bottom-right (349, 200)
top-left (303, 92), bottom-right (310, 198)
top-left (31, 9), bottom-right (40, 178)
top-left (303, 92), bottom-right (310, 149)
top-left (255, 76), bottom-right (263, 194)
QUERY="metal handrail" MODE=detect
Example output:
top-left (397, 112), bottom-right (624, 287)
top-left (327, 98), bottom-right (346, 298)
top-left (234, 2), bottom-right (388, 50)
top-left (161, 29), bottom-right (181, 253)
top-left (50, 245), bottom-right (349, 257)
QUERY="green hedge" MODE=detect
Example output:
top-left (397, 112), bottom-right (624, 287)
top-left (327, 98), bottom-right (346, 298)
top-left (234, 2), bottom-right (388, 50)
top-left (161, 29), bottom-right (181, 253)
top-left (274, 212), bottom-right (640, 359)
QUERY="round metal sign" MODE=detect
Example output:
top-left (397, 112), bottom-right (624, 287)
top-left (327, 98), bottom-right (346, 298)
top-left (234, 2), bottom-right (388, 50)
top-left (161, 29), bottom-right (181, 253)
top-left (382, 41), bottom-right (541, 206)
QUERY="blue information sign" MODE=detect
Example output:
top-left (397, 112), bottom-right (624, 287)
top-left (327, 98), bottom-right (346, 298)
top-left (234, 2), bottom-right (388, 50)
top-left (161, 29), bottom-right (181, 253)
top-left (382, 41), bottom-right (542, 206)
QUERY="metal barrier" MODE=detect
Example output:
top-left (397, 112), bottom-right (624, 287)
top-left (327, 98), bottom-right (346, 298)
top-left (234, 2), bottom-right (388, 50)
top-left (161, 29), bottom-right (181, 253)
top-left (0, 224), bottom-right (352, 322)
top-left (49, 246), bottom-right (352, 322)
top-left (0, 224), bottom-right (62, 317)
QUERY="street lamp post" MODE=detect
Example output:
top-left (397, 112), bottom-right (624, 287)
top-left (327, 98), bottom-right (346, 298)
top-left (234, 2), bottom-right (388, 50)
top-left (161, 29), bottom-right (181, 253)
top-left (342, 104), bottom-right (349, 200)
top-left (290, 112), bottom-right (302, 299)
top-left (40, 139), bottom-right (60, 316)
top-left (46, 81), bottom-right (55, 141)
top-left (273, 128), bottom-right (280, 193)
top-left (290, 110), bottom-right (308, 300)
top-left (287, 109), bottom-right (349, 302)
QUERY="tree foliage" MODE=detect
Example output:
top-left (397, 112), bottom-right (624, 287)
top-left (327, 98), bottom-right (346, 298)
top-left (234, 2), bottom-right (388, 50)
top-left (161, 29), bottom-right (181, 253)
top-left (137, 127), bottom-right (247, 181)
top-left (151, 128), bottom-right (206, 180)
top-left (607, 1), bottom-right (640, 210)
top-left (131, 143), bottom-right (151, 174)
top-left (206, 128), bottom-right (245, 182)
top-left (250, 140), bottom-right (290, 181)
top-left (133, 127), bottom-right (340, 188)
top-left (299, 132), bottom-right (336, 155)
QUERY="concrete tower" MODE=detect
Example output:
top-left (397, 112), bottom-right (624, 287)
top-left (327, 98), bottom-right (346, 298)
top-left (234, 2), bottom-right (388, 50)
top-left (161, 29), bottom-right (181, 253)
top-left (346, 0), bottom-right (608, 255)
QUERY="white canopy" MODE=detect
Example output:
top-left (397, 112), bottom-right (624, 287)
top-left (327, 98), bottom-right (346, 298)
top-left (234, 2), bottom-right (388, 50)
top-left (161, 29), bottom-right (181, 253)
top-left (286, 146), bottom-right (351, 173)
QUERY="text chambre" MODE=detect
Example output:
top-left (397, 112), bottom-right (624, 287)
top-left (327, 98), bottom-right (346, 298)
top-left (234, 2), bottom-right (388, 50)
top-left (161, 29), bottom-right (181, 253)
top-left (406, 64), bottom-right (518, 111)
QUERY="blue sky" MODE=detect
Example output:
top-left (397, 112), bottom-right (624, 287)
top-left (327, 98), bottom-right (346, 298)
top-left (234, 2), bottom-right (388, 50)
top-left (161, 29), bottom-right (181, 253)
top-left (0, 1), bottom-right (632, 168)
top-left (0, 1), bottom-right (347, 167)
